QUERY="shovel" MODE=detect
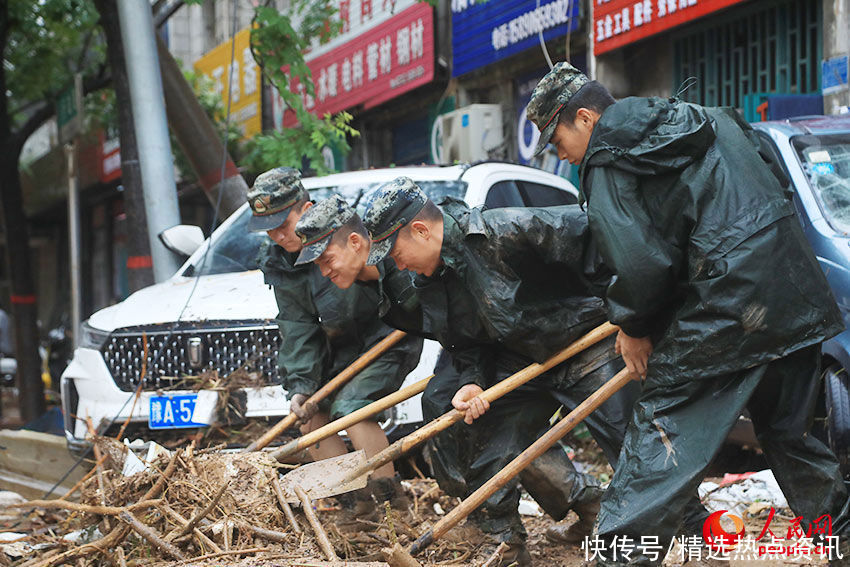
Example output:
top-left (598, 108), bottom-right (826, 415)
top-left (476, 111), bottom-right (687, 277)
top-left (268, 374), bottom-right (434, 501)
top-left (243, 329), bottom-right (408, 453)
top-left (271, 374), bottom-right (435, 461)
top-left (273, 450), bottom-right (371, 503)
top-left (407, 366), bottom-right (634, 556)
top-left (263, 322), bottom-right (616, 505)
top-left (339, 321), bottom-right (618, 488)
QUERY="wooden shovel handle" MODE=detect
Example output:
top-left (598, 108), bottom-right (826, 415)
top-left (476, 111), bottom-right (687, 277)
top-left (271, 374), bottom-right (435, 460)
top-left (410, 366), bottom-right (634, 554)
top-left (343, 322), bottom-right (618, 482)
top-left (243, 330), bottom-right (408, 452)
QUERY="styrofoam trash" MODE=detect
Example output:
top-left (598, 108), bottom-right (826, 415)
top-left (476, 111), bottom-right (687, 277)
top-left (518, 494), bottom-right (544, 517)
top-left (0, 533), bottom-right (49, 559)
top-left (0, 491), bottom-right (26, 522)
top-left (698, 469), bottom-right (788, 518)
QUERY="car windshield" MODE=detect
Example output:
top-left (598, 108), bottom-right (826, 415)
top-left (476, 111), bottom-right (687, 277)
top-left (186, 179), bottom-right (466, 276)
top-left (793, 134), bottom-right (850, 234)
top-left (310, 179), bottom-right (467, 215)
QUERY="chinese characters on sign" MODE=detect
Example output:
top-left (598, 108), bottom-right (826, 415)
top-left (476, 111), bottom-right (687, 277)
top-left (451, 0), bottom-right (579, 77)
top-left (488, 0), bottom-right (578, 52)
top-left (282, 2), bottom-right (434, 127)
top-left (593, 0), bottom-right (748, 55)
top-left (100, 133), bottom-right (121, 183)
top-left (194, 28), bottom-right (261, 139)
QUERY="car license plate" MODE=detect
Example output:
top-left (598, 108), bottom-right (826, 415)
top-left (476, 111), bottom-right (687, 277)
top-left (148, 394), bottom-right (209, 430)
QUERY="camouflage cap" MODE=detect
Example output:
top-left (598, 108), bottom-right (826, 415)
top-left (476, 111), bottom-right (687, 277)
top-left (246, 167), bottom-right (309, 232)
top-left (527, 62), bottom-right (589, 157)
top-left (362, 177), bottom-right (428, 266)
top-left (294, 195), bottom-right (356, 266)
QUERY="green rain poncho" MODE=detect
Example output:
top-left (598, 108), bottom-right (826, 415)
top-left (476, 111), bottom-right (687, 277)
top-left (580, 96), bottom-right (843, 382)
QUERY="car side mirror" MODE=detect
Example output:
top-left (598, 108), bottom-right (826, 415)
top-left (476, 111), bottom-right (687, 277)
top-left (159, 225), bottom-right (205, 257)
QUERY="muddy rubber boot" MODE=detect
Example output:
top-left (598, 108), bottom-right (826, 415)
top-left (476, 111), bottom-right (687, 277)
top-left (500, 541), bottom-right (532, 567)
top-left (481, 538), bottom-right (532, 567)
top-left (477, 514), bottom-right (531, 567)
top-left (367, 475), bottom-right (411, 513)
top-left (335, 487), bottom-right (379, 531)
top-left (545, 486), bottom-right (602, 544)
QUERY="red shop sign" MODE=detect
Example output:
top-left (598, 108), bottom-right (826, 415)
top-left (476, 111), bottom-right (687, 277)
top-left (593, 0), bottom-right (748, 55)
top-left (100, 131), bottom-right (121, 184)
top-left (283, 2), bottom-right (434, 126)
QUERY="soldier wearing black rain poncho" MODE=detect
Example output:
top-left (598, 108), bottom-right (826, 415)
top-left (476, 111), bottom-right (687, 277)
top-left (528, 61), bottom-right (850, 565)
top-left (362, 178), bottom-right (710, 565)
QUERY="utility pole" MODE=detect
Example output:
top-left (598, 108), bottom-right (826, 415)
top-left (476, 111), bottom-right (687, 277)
top-left (57, 75), bottom-right (83, 347)
top-left (117, 0), bottom-right (181, 283)
top-left (587, 0), bottom-right (596, 80)
top-left (94, 0), bottom-right (154, 293)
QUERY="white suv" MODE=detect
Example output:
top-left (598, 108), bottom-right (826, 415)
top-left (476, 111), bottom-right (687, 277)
top-left (60, 163), bottom-right (579, 455)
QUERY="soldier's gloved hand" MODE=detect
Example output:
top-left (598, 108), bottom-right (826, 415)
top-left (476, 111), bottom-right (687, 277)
top-left (451, 384), bottom-right (490, 425)
top-left (289, 393), bottom-right (318, 423)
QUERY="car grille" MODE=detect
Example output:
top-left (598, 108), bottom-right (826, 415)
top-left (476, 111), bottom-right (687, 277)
top-left (101, 322), bottom-right (282, 392)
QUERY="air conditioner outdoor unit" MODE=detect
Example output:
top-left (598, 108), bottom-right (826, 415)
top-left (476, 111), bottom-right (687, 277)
top-left (433, 104), bottom-right (503, 164)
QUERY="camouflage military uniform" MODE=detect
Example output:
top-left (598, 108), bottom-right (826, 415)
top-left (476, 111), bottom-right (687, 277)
top-left (248, 171), bottom-right (422, 421)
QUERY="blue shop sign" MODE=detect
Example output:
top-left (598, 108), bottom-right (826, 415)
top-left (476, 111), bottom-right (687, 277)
top-left (452, 0), bottom-right (580, 77)
top-left (516, 69), bottom-right (549, 165)
top-left (822, 55), bottom-right (849, 95)
top-left (515, 54), bottom-right (584, 169)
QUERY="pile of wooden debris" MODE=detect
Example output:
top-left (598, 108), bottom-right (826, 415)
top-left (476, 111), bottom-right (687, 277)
top-left (2, 437), bottom-right (559, 567)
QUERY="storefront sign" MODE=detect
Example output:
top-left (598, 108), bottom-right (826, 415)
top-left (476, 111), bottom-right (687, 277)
top-left (283, 2), bottom-right (434, 127)
top-left (194, 28), bottom-right (261, 139)
top-left (822, 55), bottom-right (849, 95)
top-left (593, 0), bottom-right (748, 55)
top-left (516, 70), bottom-right (548, 165)
top-left (101, 132), bottom-right (121, 183)
top-left (515, 56), bottom-right (584, 165)
top-left (452, 0), bottom-right (580, 77)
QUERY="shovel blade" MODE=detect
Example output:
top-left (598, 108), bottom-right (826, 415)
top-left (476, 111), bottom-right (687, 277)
top-left (278, 450), bottom-right (369, 503)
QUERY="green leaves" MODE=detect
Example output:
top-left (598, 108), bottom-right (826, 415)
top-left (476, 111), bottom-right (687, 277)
top-left (247, 2), bottom-right (356, 175)
top-left (5, 0), bottom-right (365, 177)
top-left (5, 0), bottom-right (102, 130)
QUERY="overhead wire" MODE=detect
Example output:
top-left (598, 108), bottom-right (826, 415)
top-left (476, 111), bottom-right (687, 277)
top-left (536, 0), bottom-right (576, 70)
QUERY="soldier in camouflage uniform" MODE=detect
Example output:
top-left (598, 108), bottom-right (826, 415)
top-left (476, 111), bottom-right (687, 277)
top-left (293, 195), bottom-right (425, 335)
top-left (247, 168), bottom-right (423, 517)
top-left (360, 178), bottom-right (656, 565)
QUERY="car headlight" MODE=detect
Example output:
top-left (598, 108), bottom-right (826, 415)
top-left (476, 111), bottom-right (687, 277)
top-left (79, 322), bottom-right (110, 350)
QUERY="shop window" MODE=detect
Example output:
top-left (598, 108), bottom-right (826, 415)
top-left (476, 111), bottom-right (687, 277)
top-left (673, 0), bottom-right (821, 109)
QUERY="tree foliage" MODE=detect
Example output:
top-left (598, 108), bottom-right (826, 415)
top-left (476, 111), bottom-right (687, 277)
top-left (5, 0), bottom-right (103, 141)
top-left (246, 1), bottom-right (359, 175)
